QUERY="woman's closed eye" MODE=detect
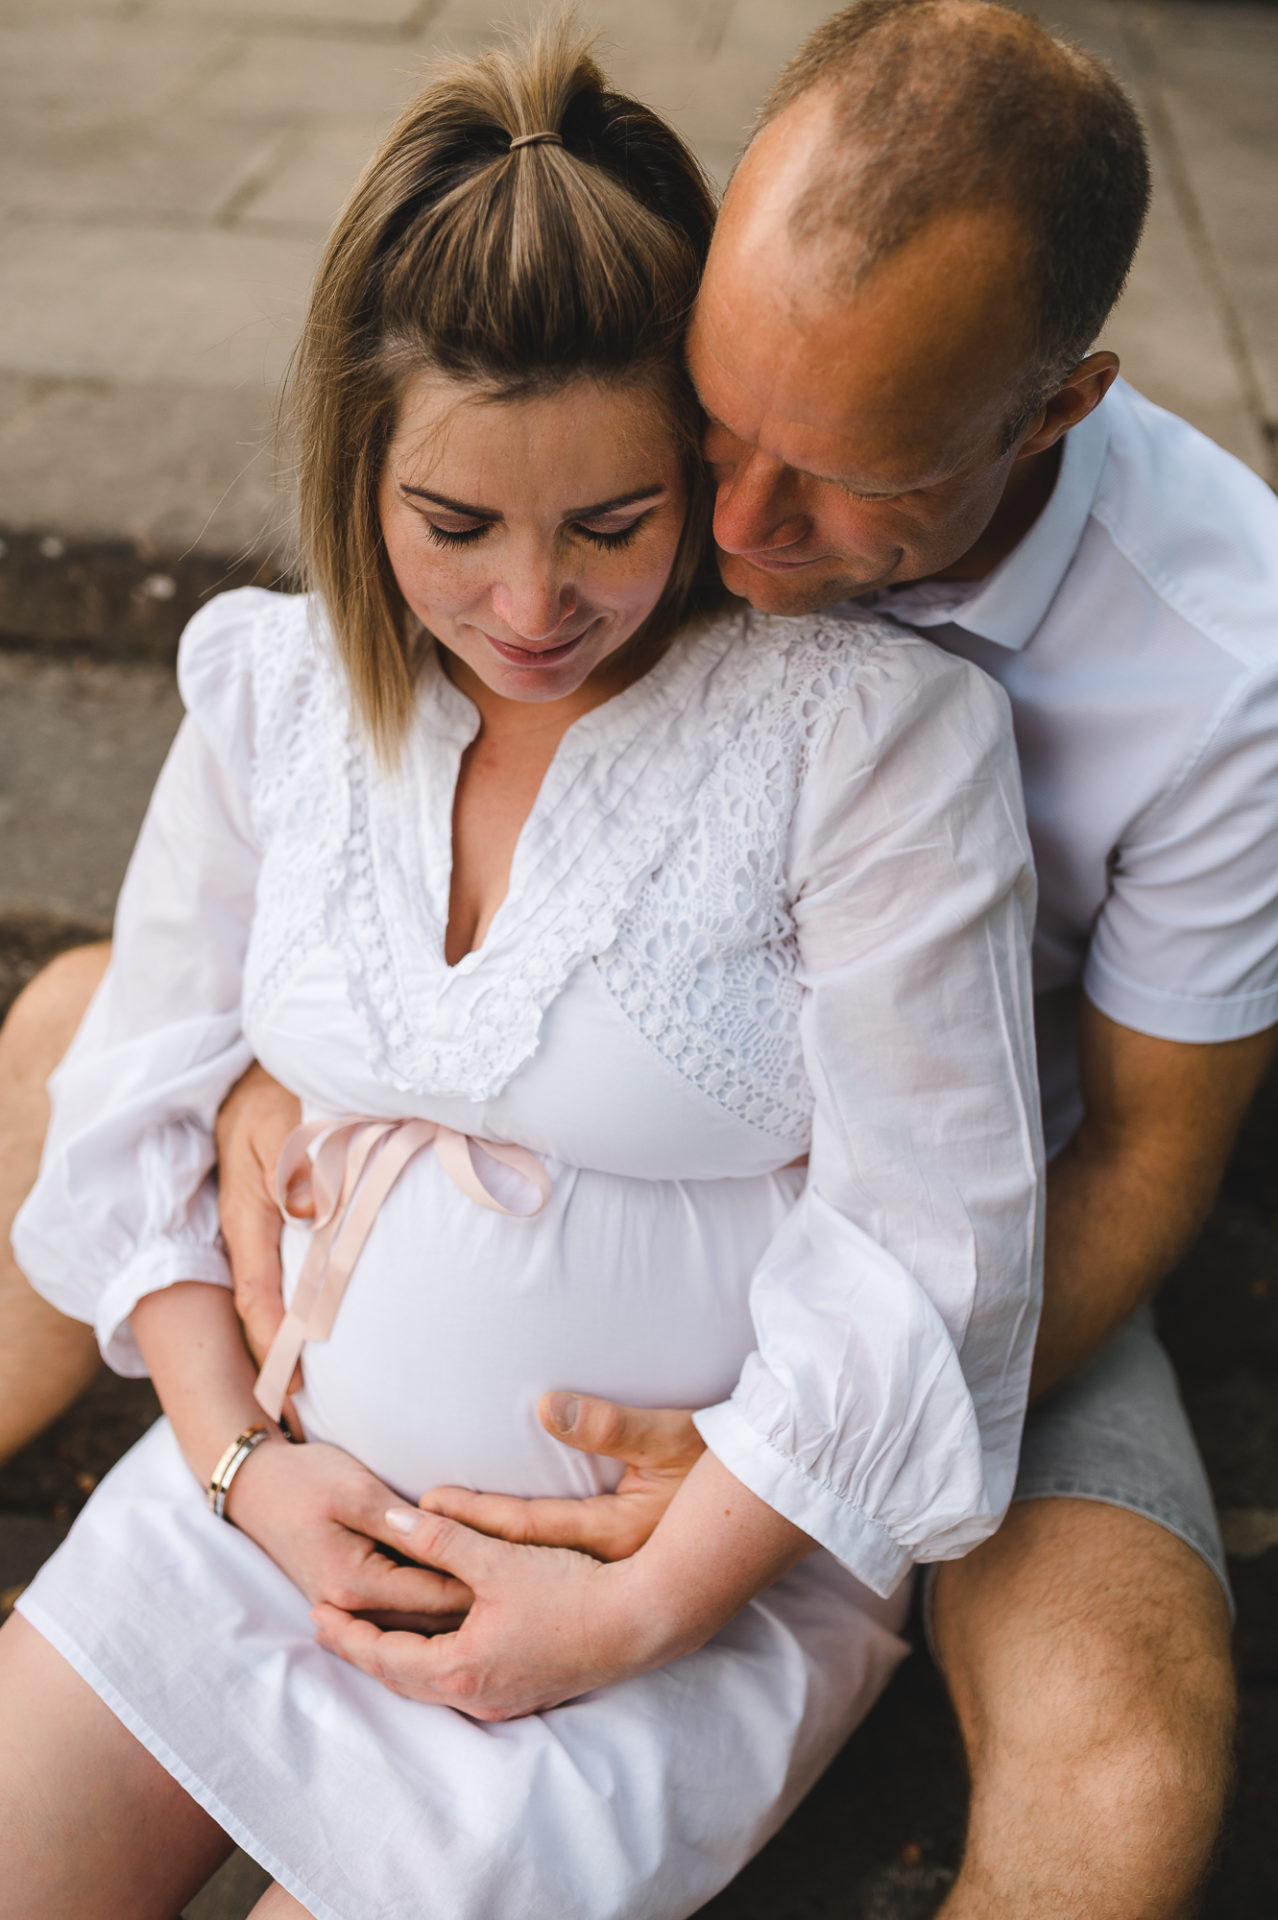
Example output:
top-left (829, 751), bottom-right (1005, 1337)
top-left (422, 520), bottom-right (490, 550)
top-left (421, 512), bottom-right (651, 553)
top-left (575, 515), bottom-right (646, 553)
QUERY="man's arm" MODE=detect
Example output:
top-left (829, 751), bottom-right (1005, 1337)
top-left (1030, 997), bottom-right (1275, 1399)
top-left (215, 1060), bottom-right (303, 1367)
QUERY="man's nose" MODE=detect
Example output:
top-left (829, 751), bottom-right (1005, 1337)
top-left (712, 447), bottom-right (808, 556)
top-left (490, 568), bottom-right (578, 642)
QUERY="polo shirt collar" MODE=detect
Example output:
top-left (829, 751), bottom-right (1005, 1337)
top-left (937, 393), bottom-right (1112, 651)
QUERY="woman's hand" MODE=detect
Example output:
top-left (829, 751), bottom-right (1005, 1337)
top-left (224, 1438), bottom-right (472, 1632)
top-left (422, 1391), bottom-right (705, 1559)
top-left (312, 1510), bottom-right (657, 1721)
top-left (312, 1452), bottom-right (814, 1720)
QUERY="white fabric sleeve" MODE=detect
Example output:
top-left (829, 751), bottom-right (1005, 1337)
top-left (11, 593), bottom-right (271, 1374)
top-left (1084, 658), bottom-right (1278, 1042)
top-left (694, 644), bottom-right (1044, 1596)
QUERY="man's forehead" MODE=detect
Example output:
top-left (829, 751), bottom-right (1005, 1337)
top-left (690, 261), bottom-right (1018, 492)
top-left (689, 325), bottom-right (965, 493)
top-left (693, 153), bottom-right (1034, 488)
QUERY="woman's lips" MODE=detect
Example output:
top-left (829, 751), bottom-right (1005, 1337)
top-left (485, 628), bottom-right (591, 666)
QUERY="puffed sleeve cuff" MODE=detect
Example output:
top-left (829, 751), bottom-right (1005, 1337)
top-left (1083, 948), bottom-right (1278, 1044)
top-left (95, 1242), bottom-right (233, 1378)
top-left (694, 1400), bottom-right (912, 1597)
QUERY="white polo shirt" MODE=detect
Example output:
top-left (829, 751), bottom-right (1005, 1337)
top-left (847, 379), bottom-right (1278, 1157)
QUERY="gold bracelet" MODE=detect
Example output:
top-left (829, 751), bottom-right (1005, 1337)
top-left (207, 1422), bottom-right (272, 1519)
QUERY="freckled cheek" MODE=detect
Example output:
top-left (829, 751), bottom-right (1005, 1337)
top-left (598, 532), bottom-right (684, 620)
top-left (385, 545), bottom-right (489, 623)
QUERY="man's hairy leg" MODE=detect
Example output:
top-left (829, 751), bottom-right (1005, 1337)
top-left (0, 943), bottom-right (111, 1465)
top-left (932, 1498), bottom-right (1233, 1920)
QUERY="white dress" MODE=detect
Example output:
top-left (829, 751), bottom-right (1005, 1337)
top-left (15, 589), bottom-right (1043, 1920)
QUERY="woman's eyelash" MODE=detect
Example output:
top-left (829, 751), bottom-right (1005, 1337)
top-left (422, 519), bottom-right (645, 552)
top-left (579, 522), bottom-right (641, 552)
top-left (425, 523), bottom-right (486, 550)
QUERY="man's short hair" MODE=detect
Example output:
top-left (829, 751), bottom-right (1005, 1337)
top-left (758, 0), bottom-right (1151, 439)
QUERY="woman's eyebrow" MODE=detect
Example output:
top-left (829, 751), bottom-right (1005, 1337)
top-left (567, 485), bottom-right (667, 517)
top-left (400, 486), bottom-right (499, 519)
top-left (398, 484), bottom-right (667, 519)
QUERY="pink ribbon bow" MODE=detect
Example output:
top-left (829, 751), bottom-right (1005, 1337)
top-left (252, 1117), bottom-right (551, 1422)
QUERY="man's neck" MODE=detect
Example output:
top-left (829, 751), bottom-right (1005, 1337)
top-left (930, 440), bottom-right (1064, 585)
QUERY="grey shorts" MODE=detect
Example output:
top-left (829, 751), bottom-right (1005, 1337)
top-left (925, 1303), bottom-right (1231, 1637)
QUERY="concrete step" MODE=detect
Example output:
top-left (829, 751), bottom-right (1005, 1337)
top-left (183, 1851), bottom-right (273, 1920)
top-left (0, 527), bottom-right (277, 666)
top-left (0, 648), bottom-right (182, 928)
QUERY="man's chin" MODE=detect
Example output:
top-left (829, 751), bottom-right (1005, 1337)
top-left (716, 551), bottom-right (861, 618)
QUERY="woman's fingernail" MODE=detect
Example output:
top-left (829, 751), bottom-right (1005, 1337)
top-left (544, 1393), bottom-right (579, 1434)
top-left (385, 1507), bottom-right (418, 1536)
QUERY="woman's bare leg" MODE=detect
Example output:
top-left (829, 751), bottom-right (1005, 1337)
top-left (0, 944), bottom-right (110, 1465)
top-left (249, 1888), bottom-right (312, 1917)
top-left (0, 1610), bottom-right (232, 1919)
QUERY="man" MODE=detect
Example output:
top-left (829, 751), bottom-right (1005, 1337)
top-left (3, 3), bottom-right (1276, 1915)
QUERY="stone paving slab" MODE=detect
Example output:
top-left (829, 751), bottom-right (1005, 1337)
top-left (0, 0), bottom-right (1273, 600)
top-left (1148, 4), bottom-right (1278, 426)
top-left (0, 650), bottom-right (182, 921)
top-left (0, 224), bottom-right (318, 393)
top-left (1042, 0), bottom-right (1275, 476)
top-left (0, 380), bottom-right (282, 555)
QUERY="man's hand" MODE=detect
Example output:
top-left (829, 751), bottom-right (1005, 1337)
top-left (224, 1437), bottom-right (471, 1632)
top-left (215, 1061), bottom-right (303, 1370)
top-left (422, 1391), bottom-right (706, 1560)
top-left (312, 1511), bottom-right (649, 1721)
top-left (313, 1451), bottom-right (811, 1720)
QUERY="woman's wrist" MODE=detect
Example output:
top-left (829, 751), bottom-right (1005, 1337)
top-left (130, 1280), bottom-right (279, 1486)
top-left (219, 1423), bottom-right (295, 1530)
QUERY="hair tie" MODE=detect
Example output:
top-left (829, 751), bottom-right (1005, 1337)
top-left (508, 131), bottom-right (564, 151)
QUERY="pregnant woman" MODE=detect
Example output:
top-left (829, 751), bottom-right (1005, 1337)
top-left (0, 24), bottom-right (1042, 1920)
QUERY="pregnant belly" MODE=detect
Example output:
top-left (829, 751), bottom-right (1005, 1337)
top-left (287, 1153), bottom-right (802, 1505)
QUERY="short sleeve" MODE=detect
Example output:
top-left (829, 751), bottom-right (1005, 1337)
top-left (10, 590), bottom-right (290, 1370)
top-left (695, 638), bottom-right (1044, 1595)
top-left (1084, 657), bottom-right (1278, 1042)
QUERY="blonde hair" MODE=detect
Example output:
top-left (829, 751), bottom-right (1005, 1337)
top-left (285, 19), bottom-right (724, 756)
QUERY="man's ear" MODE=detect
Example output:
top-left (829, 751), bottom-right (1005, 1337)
top-left (1014, 351), bottom-right (1120, 460)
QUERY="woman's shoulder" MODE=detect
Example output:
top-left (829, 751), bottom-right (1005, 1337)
top-left (176, 585), bottom-right (316, 698)
top-left (176, 587), bottom-right (340, 782)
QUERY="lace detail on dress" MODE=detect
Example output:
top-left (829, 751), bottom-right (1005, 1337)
top-left (594, 756), bottom-right (811, 1142)
top-left (231, 593), bottom-right (902, 1120)
top-left (240, 597), bottom-right (351, 1027)
top-left (595, 617), bottom-right (890, 1141)
top-left (329, 616), bottom-right (783, 1101)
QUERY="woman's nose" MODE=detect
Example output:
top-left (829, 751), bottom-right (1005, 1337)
top-left (489, 568), bottom-right (578, 643)
top-left (712, 447), bottom-right (808, 557)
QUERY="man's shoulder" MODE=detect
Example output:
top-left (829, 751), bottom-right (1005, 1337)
top-left (1087, 382), bottom-right (1278, 676)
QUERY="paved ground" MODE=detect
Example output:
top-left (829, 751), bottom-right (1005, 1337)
top-left (0, 0), bottom-right (1275, 601)
top-left (1, 1), bottom-right (1276, 1916)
